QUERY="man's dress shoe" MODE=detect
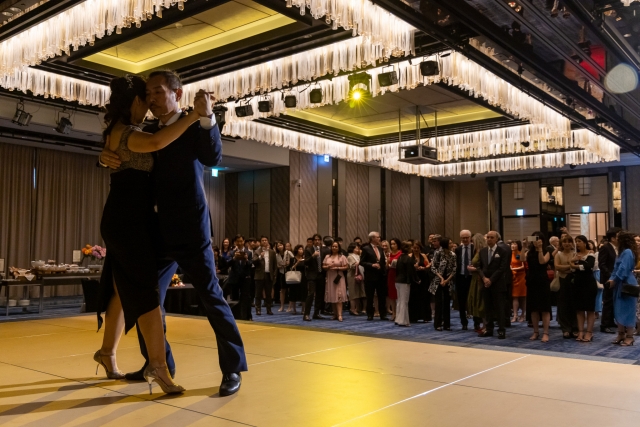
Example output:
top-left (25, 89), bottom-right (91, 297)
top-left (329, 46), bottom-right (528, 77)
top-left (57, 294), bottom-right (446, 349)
top-left (220, 373), bottom-right (242, 397)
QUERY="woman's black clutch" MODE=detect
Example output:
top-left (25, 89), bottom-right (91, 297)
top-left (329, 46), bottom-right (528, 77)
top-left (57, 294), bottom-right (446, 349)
top-left (621, 283), bottom-right (640, 298)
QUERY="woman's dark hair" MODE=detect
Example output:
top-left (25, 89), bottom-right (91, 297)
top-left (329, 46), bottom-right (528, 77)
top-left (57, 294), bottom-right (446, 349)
top-left (389, 238), bottom-right (402, 252)
top-left (512, 240), bottom-right (522, 251)
top-left (440, 237), bottom-right (452, 254)
top-left (588, 240), bottom-right (597, 251)
top-left (293, 244), bottom-right (304, 257)
top-left (330, 241), bottom-right (342, 253)
top-left (617, 232), bottom-right (639, 264)
top-left (103, 75), bottom-right (147, 142)
top-left (575, 235), bottom-right (589, 249)
top-left (401, 241), bottom-right (412, 254)
top-left (347, 243), bottom-right (358, 254)
top-left (275, 241), bottom-right (285, 255)
top-left (412, 240), bottom-right (423, 251)
top-left (221, 238), bottom-right (230, 251)
top-left (212, 245), bottom-right (220, 253)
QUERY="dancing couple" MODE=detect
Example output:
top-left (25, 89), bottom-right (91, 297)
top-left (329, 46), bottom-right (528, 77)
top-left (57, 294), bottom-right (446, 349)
top-left (94, 71), bottom-right (247, 396)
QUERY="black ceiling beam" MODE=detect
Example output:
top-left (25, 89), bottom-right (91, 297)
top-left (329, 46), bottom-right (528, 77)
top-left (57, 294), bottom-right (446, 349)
top-left (371, 0), bottom-right (639, 155)
top-left (251, 0), bottom-right (315, 25)
top-left (35, 62), bottom-right (113, 85)
top-left (563, 0), bottom-right (640, 71)
top-left (0, 0), bottom-right (85, 43)
top-left (494, 0), bottom-right (640, 122)
top-left (63, 0), bottom-right (234, 62)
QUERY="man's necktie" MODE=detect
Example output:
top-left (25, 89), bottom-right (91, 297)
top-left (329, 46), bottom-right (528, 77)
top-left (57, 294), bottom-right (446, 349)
top-left (463, 246), bottom-right (468, 276)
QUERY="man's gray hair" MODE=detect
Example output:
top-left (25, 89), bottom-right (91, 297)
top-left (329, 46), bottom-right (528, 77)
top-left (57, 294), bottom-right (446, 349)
top-left (368, 231), bottom-right (380, 241)
top-left (494, 231), bottom-right (502, 240)
top-left (460, 229), bottom-right (472, 237)
top-left (549, 236), bottom-right (559, 244)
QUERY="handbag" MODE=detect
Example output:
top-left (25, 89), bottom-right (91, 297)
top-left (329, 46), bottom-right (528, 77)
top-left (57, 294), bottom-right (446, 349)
top-left (354, 263), bottom-right (363, 284)
top-left (621, 283), bottom-right (640, 298)
top-left (285, 270), bottom-right (301, 285)
top-left (550, 276), bottom-right (560, 292)
top-left (333, 271), bottom-right (342, 285)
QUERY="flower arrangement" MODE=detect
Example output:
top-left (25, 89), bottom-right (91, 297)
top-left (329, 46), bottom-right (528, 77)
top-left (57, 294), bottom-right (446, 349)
top-left (82, 244), bottom-right (106, 261)
top-left (170, 274), bottom-right (184, 287)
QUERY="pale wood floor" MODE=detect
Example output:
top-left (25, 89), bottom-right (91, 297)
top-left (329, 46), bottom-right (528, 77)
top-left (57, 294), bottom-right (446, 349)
top-left (1, 314), bottom-right (640, 427)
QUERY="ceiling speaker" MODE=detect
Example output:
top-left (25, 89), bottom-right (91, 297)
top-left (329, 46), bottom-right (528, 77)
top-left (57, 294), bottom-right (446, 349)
top-left (310, 88), bottom-right (323, 103)
top-left (284, 95), bottom-right (297, 108)
top-left (258, 99), bottom-right (272, 113)
top-left (419, 60), bottom-right (439, 76)
top-left (235, 105), bottom-right (254, 117)
top-left (377, 70), bottom-right (398, 87)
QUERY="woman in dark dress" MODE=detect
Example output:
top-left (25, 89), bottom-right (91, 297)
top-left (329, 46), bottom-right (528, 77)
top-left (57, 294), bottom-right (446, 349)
top-left (288, 245), bottom-right (306, 315)
top-left (95, 76), bottom-right (203, 394)
top-left (526, 231), bottom-right (552, 343)
top-left (409, 241), bottom-right (432, 323)
top-left (570, 235), bottom-right (598, 342)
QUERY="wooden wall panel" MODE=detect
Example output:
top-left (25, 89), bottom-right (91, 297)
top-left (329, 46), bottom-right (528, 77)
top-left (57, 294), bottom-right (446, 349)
top-left (357, 165), bottom-right (370, 240)
top-left (289, 151), bottom-right (300, 244)
top-left (425, 179), bottom-right (445, 236)
top-left (270, 166), bottom-right (290, 242)
top-left (390, 172), bottom-right (411, 240)
top-left (299, 153), bottom-right (318, 242)
top-left (224, 172), bottom-right (238, 240)
top-left (345, 162), bottom-right (358, 242)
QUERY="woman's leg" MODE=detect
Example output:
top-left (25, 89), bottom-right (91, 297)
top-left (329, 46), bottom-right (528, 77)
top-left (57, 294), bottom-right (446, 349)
top-left (585, 311), bottom-right (595, 340)
top-left (511, 297), bottom-right (519, 322)
top-left (100, 284), bottom-right (125, 372)
top-left (137, 306), bottom-right (178, 386)
top-left (389, 298), bottom-right (396, 321)
top-left (519, 297), bottom-right (526, 322)
top-left (541, 312), bottom-right (551, 342)
top-left (530, 311), bottom-right (540, 340)
top-left (576, 311), bottom-right (585, 340)
top-left (336, 302), bottom-right (343, 321)
top-left (279, 288), bottom-right (286, 311)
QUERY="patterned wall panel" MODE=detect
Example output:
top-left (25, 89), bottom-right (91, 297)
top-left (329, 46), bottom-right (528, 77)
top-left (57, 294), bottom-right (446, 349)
top-left (225, 172), bottom-right (238, 240)
top-left (357, 165), bottom-right (370, 240)
top-left (345, 162), bottom-right (358, 242)
top-left (300, 153), bottom-right (318, 240)
top-left (426, 179), bottom-right (445, 235)
top-left (390, 171), bottom-right (411, 240)
top-left (444, 181), bottom-right (458, 239)
top-left (270, 166), bottom-right (290, 242)
top-left (289, 151), bottom-right (300, 244)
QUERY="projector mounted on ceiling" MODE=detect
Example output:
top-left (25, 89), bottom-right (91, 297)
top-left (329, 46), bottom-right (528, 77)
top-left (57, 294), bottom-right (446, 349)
top-left (398, 106), bottom-right (440, 165)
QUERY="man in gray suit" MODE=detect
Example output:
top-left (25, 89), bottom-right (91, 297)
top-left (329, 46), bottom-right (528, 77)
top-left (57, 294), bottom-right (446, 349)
top-left (253, 236), bottom-right (277, 315)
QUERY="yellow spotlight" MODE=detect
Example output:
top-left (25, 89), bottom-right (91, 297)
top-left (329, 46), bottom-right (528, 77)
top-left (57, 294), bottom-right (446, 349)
top-left (352, 90), bottom-right (362, 100)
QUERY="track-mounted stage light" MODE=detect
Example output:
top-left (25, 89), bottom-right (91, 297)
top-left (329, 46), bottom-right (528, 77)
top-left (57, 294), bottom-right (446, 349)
top-left (377, 66), bottom-right (398, 87)
top-left (235, 104), bottom-right (254, 117)
top-left (54, 110), bottom-right (72, 134)
top-left (12, 100), bottom-right (32, 126)
top-left (310, 88), bottom-right (323, 104)
top-left (419, 60), bottom-right (439, 76)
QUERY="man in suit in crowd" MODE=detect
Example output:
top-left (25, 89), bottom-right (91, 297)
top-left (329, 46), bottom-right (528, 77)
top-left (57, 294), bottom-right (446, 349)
top-left (100, 70), bottom-right (246, 396)
top-left (455, 230), bottom-right (474, 330)
top-left (303, 234), bottom-right (332, 321)
top-left (228, 234), bottom-right (254, 321)
top-left (496, 232), bottom-right (513, 328)
top-left (471, 230), bottom-right (510, 339)
top-left (599, 227), bottom-right (621, 333)
top-left (253, 236), bottom-right (277, 315)
top-left (360, 231), bottom-right (388, 321)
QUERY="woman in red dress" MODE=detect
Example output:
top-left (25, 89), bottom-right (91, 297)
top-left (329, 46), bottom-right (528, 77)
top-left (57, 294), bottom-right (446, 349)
top-left (387, 238), bottom-right (403, 322)
top-left (511, 240), bottom-right (527, 322)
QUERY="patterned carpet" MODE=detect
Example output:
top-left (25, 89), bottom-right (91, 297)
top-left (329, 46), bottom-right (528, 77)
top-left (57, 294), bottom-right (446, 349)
top-left (249, 304), bottom-right (640, 363)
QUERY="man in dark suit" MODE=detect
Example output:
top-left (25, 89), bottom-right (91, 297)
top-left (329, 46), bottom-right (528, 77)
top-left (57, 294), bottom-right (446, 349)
top-left (496, 232), bottom-right (513, 328)
top-left (99, 70), bottom-right (246, 396)
top-left (471, 230), bottom-right (510, 339)
top-left (303, 234), bottom-right (331, 321)
top-left (360, 231), bottom-right (388, 321)
top-left (253, 236), bottom-right (277, 315)
top-left (455, 230), bottom-right (474, 330)
top-left (228, 235), bottom-right (253, 321)
top-left (599, 227), bottom-right (621, 333)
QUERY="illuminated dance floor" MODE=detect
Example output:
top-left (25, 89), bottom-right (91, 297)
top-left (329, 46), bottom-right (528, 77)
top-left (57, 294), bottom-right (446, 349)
top-left (1, 314), bottom-right (640, 426)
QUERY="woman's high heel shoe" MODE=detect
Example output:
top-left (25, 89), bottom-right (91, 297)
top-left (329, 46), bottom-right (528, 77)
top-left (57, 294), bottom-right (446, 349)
top-left (621, 336), bottom-right (635, 347)
top-left (612, 334), bottom-right (625, 345)
top-left (93, 350), bottom-right (125, 380)
top-left (143, 366), bottom-right (185, 395)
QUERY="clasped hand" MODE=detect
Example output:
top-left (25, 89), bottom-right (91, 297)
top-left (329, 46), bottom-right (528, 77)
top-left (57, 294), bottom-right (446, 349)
top-left (193, 89), bottom-right (214, 117)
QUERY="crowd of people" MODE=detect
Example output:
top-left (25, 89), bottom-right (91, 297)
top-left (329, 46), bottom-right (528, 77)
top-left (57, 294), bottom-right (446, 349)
top-left (213, 227), bottom-right (640, 345)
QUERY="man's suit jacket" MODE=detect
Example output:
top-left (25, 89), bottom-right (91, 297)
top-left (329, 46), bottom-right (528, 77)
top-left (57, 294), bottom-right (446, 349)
top-left (455, 244), bottom-right (474, 277)
top-left (360, 244), bottom-right (387, 283)
top-left (478, 245), bottom-right (510, 292)
top-left (253, 247), bottom-right (278, 284)
top-left (304, 245), bottom-right (330, 281)
top-left (599, 243), bottom-right (617, 283)
top-left (146, 116), bottom-right (223, 249)
top-left (227, 249), bottom-right (253, 285)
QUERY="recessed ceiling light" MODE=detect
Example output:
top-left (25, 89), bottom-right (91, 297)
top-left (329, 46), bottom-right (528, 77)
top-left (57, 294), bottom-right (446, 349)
top-left (8, 7), bottom-right (21, 12)
top-left (2, 11), bottom-right (13, 16)
top-left (624, 33), bottom-right (632, 37)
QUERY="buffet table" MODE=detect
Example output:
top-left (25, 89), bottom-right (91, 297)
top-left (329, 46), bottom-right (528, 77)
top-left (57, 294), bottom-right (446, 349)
top-left (1, 273), bottom-right (102, 316)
